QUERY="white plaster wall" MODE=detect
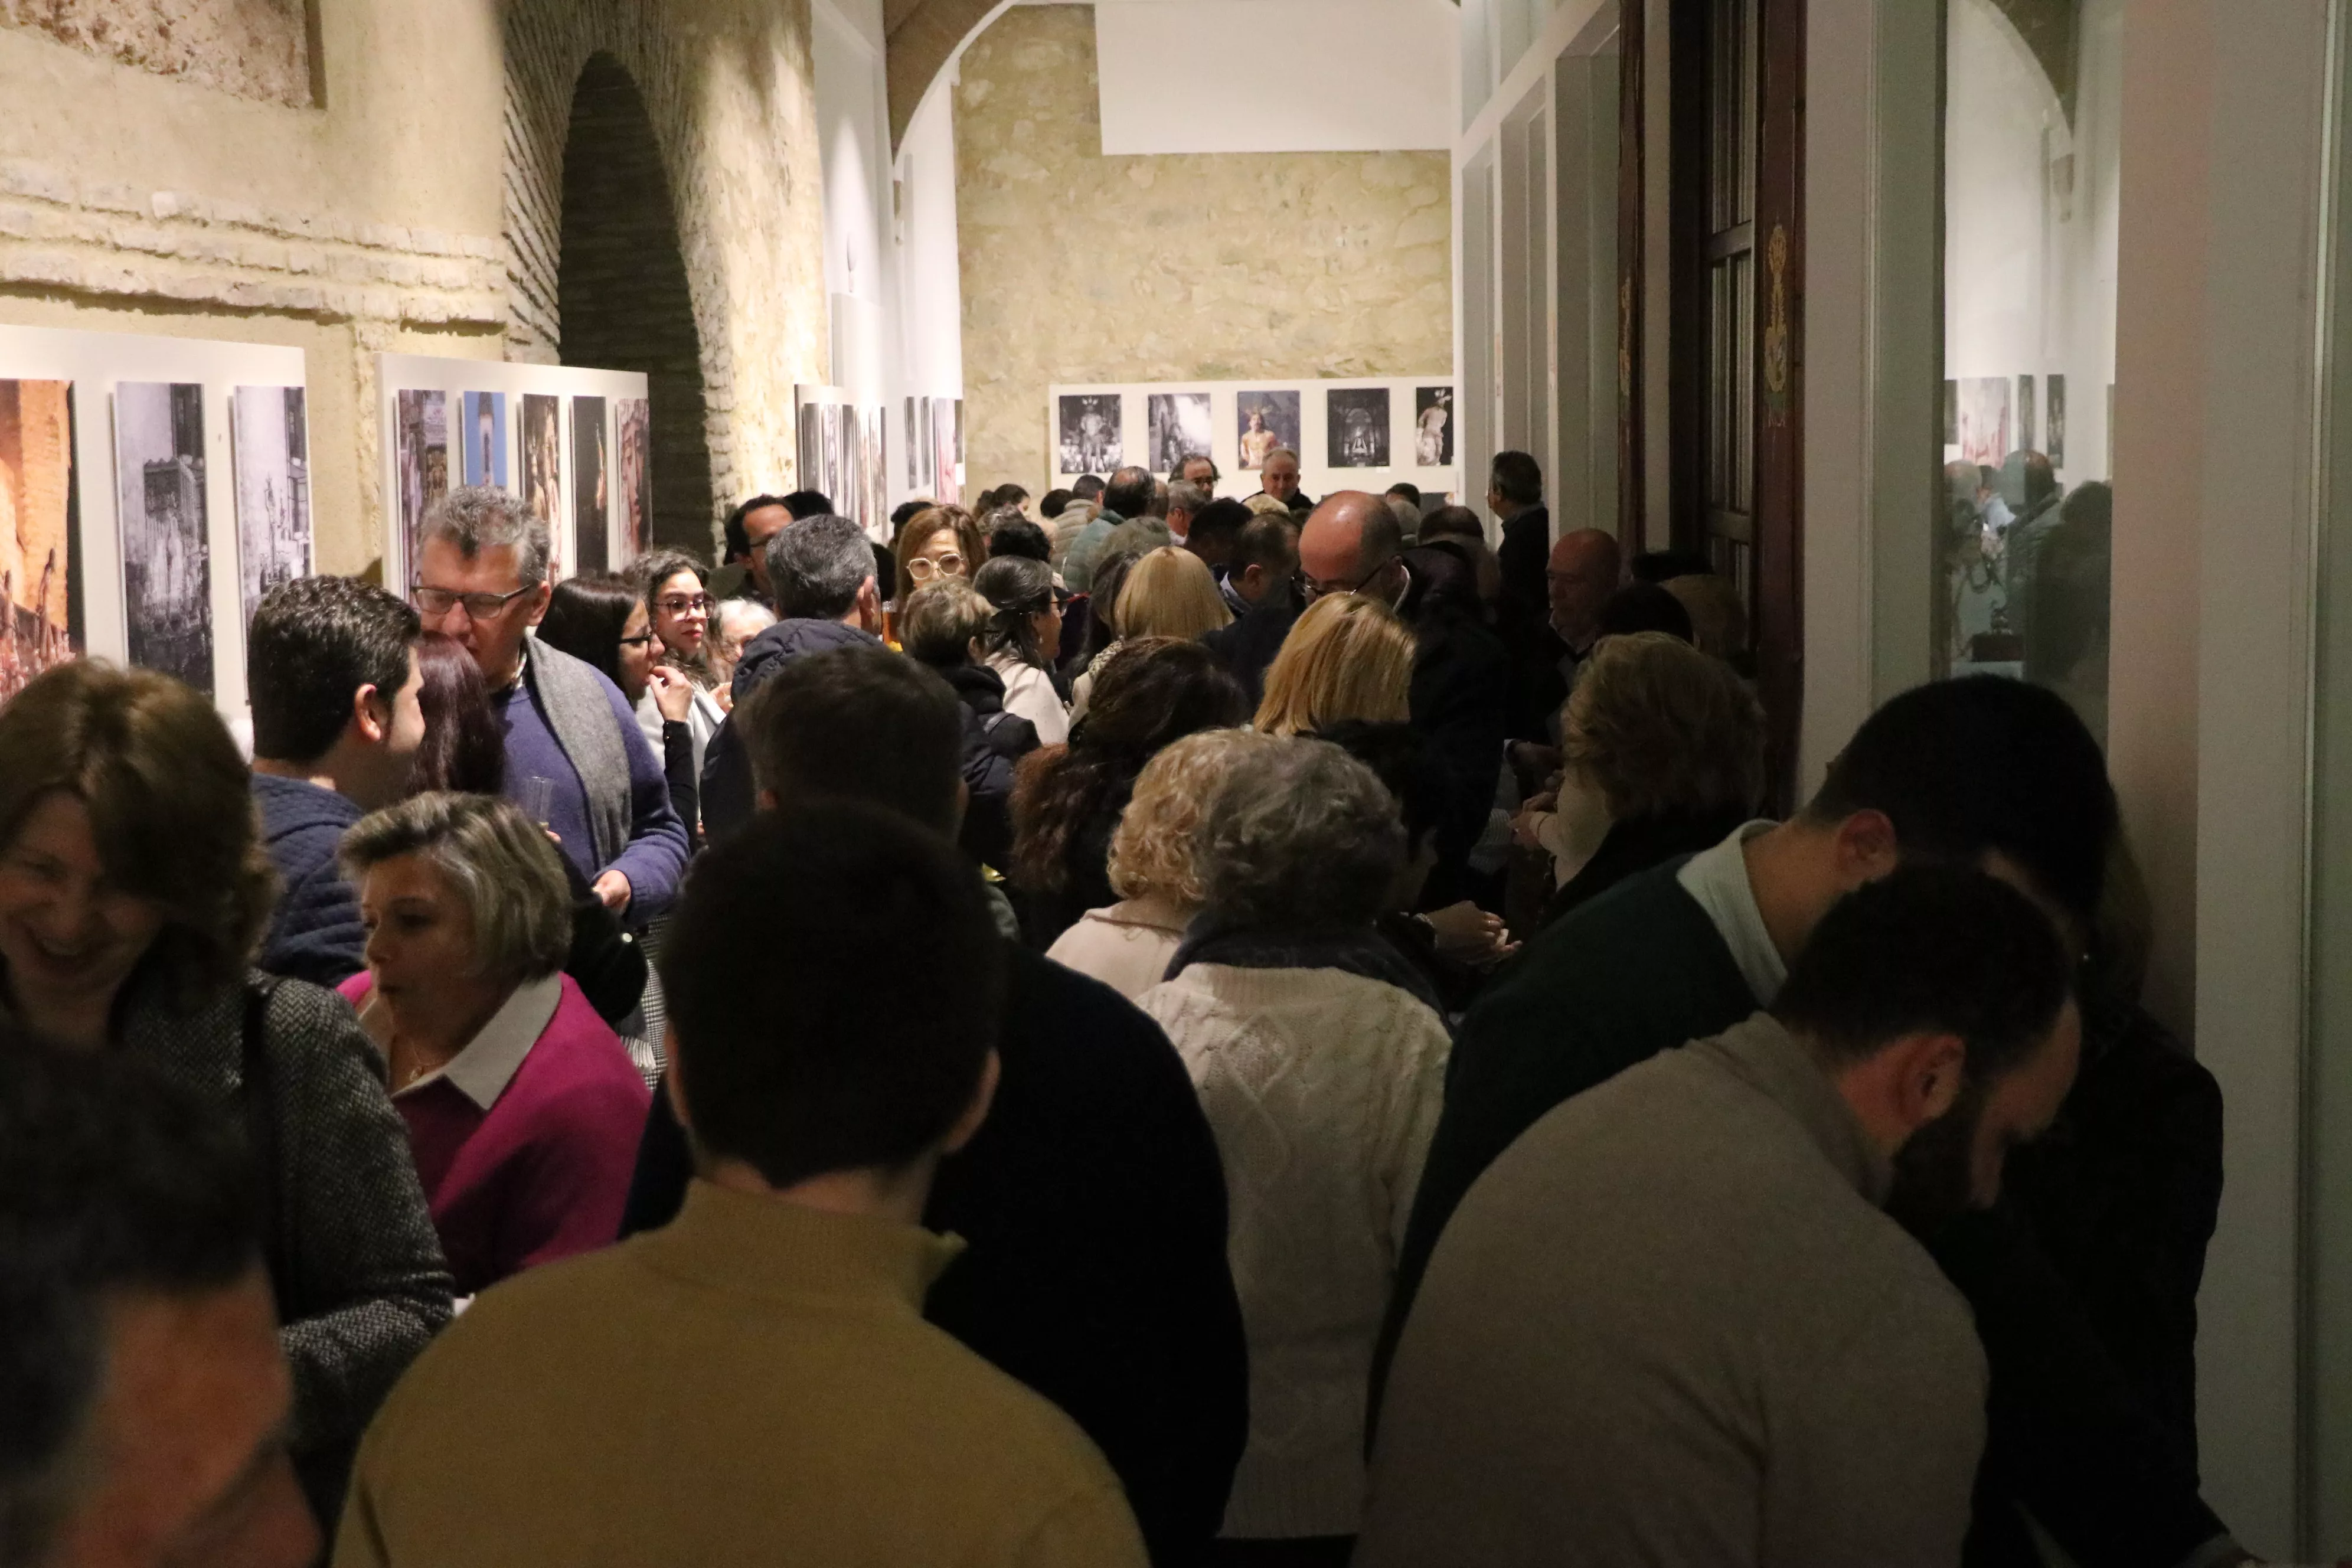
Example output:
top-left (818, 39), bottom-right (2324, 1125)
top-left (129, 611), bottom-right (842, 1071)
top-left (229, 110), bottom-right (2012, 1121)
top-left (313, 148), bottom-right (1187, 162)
top-left (816, 0), bottom-right (896, 409)
top-left (892, 80), bottom-right (966, 502)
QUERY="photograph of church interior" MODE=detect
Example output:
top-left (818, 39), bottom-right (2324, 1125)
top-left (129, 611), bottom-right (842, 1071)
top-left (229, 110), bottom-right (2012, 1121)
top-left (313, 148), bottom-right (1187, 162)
top-left (5, 0), bottom-right (2352, 1564)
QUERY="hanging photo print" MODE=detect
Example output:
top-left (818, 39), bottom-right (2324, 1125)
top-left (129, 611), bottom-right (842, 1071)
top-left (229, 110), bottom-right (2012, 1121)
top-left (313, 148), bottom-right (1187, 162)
top-left (1415, 387), bottom-right (1455, 467)
top-left (1148, 393), bottom-right (1213, 476)
top-left (1057, 393), bottom-right (1121, 477)
top-left (1236, 390), bottom-right (1301, 470)
top-left (615, 398), bottom-right (649, 564)
top-left (0, 379), bottom-right (77, 703)
top-left (573, 396), bottom-right (608, 573)
top-left (1327, 387), bottom-right (1392, 469)
top-left (115, 382), bottom-right (213, 694)
top-left (396, 389), bottom-right (449, 584)
top-left (231, 386), bottom-right (311, 624)
top-left (462, 391), bottom-right (508, 488)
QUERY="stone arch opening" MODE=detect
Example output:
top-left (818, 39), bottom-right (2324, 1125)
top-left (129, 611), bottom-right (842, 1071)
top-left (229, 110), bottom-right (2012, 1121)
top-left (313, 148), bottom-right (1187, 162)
top-left (557, 52), bottom-right (713, 554)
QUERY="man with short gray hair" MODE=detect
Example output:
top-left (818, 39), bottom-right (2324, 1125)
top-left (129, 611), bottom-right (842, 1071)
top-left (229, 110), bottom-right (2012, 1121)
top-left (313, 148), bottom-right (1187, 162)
top-left (697, 514), bottom-right (886, 837)
top-left (1256, 448), bottom-right (1313, 512)
top-left (1165, 480), bottom-right (1211, 546)
top-left (411, 486), bottom-right (688, 917)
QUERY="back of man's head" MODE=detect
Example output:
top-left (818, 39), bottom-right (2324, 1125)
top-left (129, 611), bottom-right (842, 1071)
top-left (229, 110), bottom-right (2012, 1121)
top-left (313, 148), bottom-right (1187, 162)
top-left (739, 645), bottom-right (964, 836)
top-left (1775, 863), bottom-right (2072, 1085)
top-left (1491, 450), bottom-right (1543, 506)
top-left (1807, 675), bottom-right (2116, 929)
top-left (1188, 498), bottom-right (1252, 556)
top-left (247, 576), bottom-right (419, 764)
top-left (1233, 512), bottom-right (1299, 575)
top-left (1039, 488), bottom-right (1074, 520)
top-left (658, 806), bottom-right (1006, 1191)
top-left (764, 514), bottom-right (874, 622)
top-left (0, 1040), bottom-right (283, 1568)
top-left (1072, 474), bottom-right (1107, 502)
top-left (780, 489), bottom-right (833, 521)
top-left (1104, 466), bottom-right (1155, 520)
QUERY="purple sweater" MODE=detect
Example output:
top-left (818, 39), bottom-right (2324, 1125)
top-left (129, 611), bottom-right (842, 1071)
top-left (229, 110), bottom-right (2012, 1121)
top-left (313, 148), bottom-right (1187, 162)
top-left (341, 971), bottom-right (650, 1296)
top-left (495, 669), bottom-right (688, 913)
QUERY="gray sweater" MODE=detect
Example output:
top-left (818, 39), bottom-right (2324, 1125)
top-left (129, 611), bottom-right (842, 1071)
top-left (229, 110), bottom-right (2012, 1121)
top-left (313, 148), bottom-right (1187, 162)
top-left (1358, 1013), bottom-right (1985, 1568)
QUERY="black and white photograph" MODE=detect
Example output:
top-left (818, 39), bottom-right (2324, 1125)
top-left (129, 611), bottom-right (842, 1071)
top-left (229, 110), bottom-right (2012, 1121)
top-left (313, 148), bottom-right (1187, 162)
top-left (2016, 374), bottom-right (2037, 453)
top-left (1415, 386), bottom-right (1454, 467)
top-left (231, 385), bottom-right (310, 625)
top-left (616, 397), bottom-right (649, 563)
top-left (573, 396), bottom-right (608, 573)
top-left (1057, 393), bottom-right (1121, 476)
top-left (521, 393), bottom-right (562, 547)
top-left (1147, 392), bottom-right (1213, 476)
top-left (904, 398), bottom-right (919, 489)
top-left (1, 378), bottom-right (77, 705)
top-left (461, 391), bottom-right (507, 488)
top-left (396, 388), bottom-right (447, 583)
top-left (115, 381), bottom-right (213, 694)
top-left (1327, 387), bottom-right (1392, 469)
top-left (2046, 374), bottom-right (2067, 466)
top-left (1236, 390), bottom-right (1300, 469)
top-left (863, 406), bottom-right (888, 538)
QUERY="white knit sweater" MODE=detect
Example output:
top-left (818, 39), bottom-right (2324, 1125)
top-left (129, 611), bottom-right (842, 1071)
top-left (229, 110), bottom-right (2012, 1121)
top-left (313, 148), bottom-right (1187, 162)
top-left (1136, 963), bottom-right (1451, 1540)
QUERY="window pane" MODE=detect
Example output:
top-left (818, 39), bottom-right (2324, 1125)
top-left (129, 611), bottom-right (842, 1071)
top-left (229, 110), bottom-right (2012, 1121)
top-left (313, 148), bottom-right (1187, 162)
top-left (1938, 0), bottom-right (2121, 746)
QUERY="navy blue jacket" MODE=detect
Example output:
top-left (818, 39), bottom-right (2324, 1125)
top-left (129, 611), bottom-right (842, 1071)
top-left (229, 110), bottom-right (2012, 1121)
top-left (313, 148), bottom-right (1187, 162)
top-left (251, 773), bottom-right (367, 988)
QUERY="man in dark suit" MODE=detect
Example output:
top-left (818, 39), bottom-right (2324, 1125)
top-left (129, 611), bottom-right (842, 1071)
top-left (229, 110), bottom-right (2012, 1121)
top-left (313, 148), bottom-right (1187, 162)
top-left (1489, 450), bottom-right (1551, 634)
top-left (1200, 511), bottom-right (1300, 705)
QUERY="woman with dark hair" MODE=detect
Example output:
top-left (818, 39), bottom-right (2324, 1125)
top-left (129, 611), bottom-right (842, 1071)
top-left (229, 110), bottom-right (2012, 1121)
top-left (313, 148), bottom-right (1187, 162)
top-left (1010, 638), bottom-right (1248, 947)
top-left (0, 661), bottom-right (453, 1528)
top-left (900, 577), bottom-right (1039, 871)
top-left (410, 632), bottom-right (506, 795)
top-left (988, 516), bottom-right (1055, 564)
top-left (974, 554), bottom-right (1071, 746)
top-left (892, 504), bottom-right (987, 604)
top-left (535, 573), bottom-right (700, 837)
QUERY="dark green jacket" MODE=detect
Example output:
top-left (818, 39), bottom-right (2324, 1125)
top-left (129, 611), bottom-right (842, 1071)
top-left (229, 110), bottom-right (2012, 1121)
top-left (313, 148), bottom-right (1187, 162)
top-left (1373, 860), bottom-right (1754, 1426)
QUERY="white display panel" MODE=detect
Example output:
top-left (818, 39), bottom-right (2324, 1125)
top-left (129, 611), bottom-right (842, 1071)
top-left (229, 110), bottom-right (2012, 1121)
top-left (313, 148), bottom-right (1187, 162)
top-left (1046, 376), bottom-right (1460, 505)
top-left (0, 323), bottom-right (308, 720)
top-left (375, 355), bottom-right (649, 596)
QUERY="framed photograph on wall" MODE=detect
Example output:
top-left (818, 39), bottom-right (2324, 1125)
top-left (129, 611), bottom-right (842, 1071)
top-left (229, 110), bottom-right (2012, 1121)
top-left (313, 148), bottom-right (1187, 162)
top-left (572, 396), bottom-right (608, 573)
top-left (115, 382), bottom-right (214, 694)
top-left (2046, 374), bottom-right (2067, 466)
top-left (396, 389), bottom-right (449, 587)
top-left (521, 393), bottom-right (562, 545)
top-left (1327, 387), bottom-right (1392, 468)
top-left (461, 391), bottom-right (508, 488)
top-left (933, 399), bottom-right (962, 504)
top-left (230, 386), bottom-right (311, 625)
top-left (1148, 392), bottom-right (1213, 476)
top-left (2016, 374), bottom-right (2037, 453)
top-left (0, 378), bottom-right (76, 703)
top-left (1057, 393), bottom-right (1121, 476)
top-left (1956, 377), bottom-right (2011, 466)
top-left (615, 397), bottom-right (649, 563)
top-left (1414, 387), bottom-right (1454, 466)
top-left (1236, 390), bottom-right (1300, 469)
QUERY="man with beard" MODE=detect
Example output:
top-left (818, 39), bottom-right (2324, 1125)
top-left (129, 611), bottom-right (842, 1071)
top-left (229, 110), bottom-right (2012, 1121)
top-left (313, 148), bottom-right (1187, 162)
top-left (1355, 866), bottom-right (2078, 1568)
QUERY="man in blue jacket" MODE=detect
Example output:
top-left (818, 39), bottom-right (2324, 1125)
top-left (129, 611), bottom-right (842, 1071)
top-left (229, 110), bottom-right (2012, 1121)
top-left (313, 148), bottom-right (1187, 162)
top-left (247, 576), bottom-right (425, 986)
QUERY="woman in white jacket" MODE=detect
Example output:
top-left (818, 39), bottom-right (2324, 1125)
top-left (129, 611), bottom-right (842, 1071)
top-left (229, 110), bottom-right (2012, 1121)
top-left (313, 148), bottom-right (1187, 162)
top-left (972, 554), bottom-right (1072, 746)
top-left (1136, 739), bottom-right (1451, 1565)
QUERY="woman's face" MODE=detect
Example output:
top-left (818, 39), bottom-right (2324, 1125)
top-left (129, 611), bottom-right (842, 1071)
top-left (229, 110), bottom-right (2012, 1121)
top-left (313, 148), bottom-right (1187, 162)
top-left (906, 527), bottom-right (968, 587)
top-left (0, 791), bottom-right (166, 1014)
top-left (618, 603), bottom-right (657, 704)
top-left (358, 854), bottom-right (505, 1030)
top-left (1033, 600), bottom-right (1063, 664)
top-left (649, 571), bottom-right (709, 660)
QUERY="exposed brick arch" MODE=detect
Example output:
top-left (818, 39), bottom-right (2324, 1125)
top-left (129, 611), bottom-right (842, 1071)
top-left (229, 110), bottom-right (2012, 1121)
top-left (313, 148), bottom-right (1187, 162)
top-left (884, 0), bottom-right (1004, 148)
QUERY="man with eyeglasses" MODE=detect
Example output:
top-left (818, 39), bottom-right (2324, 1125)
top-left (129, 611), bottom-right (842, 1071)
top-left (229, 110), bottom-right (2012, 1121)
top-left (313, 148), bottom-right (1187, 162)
top-left (411, 487), bottom-right (689, 917)
top-left (1299, 492), bottom-right (1508, 906)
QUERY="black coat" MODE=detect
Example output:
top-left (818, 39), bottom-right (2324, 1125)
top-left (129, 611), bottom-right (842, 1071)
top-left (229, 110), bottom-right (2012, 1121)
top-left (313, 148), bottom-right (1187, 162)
top-left (1538, 808), bottom-right (1752, 931)
top-left (1201, 594), bottom-right (1302, 709)
top-left (620, 943), bottom-right (1249, 1568)
top-left (937, 661), bottom-right (1039, 870)
top-left (1400, 544), bottom-right (1511, 907)
top-left (698, 619), bottom-right (884, 839)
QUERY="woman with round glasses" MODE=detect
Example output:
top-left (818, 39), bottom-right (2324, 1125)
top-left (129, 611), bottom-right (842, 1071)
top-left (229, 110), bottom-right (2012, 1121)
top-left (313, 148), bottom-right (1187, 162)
top-left (892, 504), bottom-right (985, 605)
top-left (635, 548), bottom-right (727, 757)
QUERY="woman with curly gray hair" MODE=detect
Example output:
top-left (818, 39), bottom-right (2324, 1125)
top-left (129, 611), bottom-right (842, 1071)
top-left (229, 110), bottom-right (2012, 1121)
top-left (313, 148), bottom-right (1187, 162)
top-left (1136, 738), bottom-right (1451, 1563)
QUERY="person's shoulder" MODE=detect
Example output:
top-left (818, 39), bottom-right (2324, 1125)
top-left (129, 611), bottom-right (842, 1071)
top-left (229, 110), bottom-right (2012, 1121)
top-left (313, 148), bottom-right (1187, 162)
top-left (1003, 944), bottom-right (1198, 1104)
top-left (1495, 861), bottom-right (1722, 990)
top-left (911, 1333), bottom-right (1142, 1529)
top-left (249, 772), bottom-right (361, 845)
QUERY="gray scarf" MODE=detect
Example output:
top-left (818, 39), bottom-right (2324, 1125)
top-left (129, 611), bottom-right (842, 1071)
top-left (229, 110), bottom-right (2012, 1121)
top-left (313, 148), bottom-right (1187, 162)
top-left (524, 638), bottom-right (631, 868)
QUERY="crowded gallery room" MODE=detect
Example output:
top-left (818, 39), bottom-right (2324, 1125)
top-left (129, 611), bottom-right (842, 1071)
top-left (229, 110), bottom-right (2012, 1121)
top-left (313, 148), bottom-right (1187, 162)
top-left (3, 0), bottom-right (2349, 1564)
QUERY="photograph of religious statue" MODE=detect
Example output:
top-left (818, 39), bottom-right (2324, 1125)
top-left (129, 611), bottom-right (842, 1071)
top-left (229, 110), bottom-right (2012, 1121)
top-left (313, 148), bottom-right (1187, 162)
top-left (396, 388), bottom-right (448, 585)
top-left (2016, 375), bottom-right (2037, 453)
top-left (616, 398), bottom-right (649, 564)
top-left (1237, 391), bottom-right (1300, 470)
top-left (864, 407), bottom-right (888, 540)
top-left (1415, 387), bottom-right (1454, 467)
top-left (573, 396), bottom-right (608, 573)
top-left (0, 379), bottom-right (77, 705)
top-left (462, 391), bottom-right (508, 488)
top-left (521, 393), bottom-right (562, 548)
top-left (2046, 374), bottom-right (2066, 466)
top-left (231, 386), bottom-right (311, 625)
top-left (1956, 377), bottom-right (2011, 466)
top-left (904, 398), bottom-right (919, 489)
top-left (115, 382), bottom-right (214, 694)
top-left (1327, 387), bottom-right (1392, 469)
top-left (1148, 393), bottom-right (1213, 476)
top-left (1058, 394), bottom-right (1122, 476)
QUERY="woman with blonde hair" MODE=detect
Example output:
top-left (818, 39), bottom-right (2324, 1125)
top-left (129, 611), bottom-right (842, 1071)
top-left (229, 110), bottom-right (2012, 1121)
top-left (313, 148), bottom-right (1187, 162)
top-left (1072, 545), bottom-right (1233, 718)
top-left (1045, 728), bottom-right (1282, 999)
top-left (1253, 592), bottom-right (1417, 736)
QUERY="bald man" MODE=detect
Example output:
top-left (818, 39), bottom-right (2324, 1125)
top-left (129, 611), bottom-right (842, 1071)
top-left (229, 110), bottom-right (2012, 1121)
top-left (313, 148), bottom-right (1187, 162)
top-left (1510, 528), bottom-right (1625, 743)
top-left (1299, 492), bottom-right (1509, 904)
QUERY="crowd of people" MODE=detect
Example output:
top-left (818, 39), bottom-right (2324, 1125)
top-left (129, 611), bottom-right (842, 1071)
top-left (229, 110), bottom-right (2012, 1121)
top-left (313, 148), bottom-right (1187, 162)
top-left (0, 451), bottom-right (2242, 1568)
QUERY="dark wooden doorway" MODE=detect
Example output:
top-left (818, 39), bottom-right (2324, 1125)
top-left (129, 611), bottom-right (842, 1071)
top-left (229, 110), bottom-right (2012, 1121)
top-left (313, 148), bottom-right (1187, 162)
top-left (1664, 0), bottom-right (1806, 803)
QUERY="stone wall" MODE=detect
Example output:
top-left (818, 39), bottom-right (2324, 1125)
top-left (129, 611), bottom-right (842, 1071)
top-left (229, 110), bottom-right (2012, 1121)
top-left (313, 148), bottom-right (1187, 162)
top-left (953, 4), bottom-right (1453, 498)
top-left (0, 0), bottom-right (829, 573)
top-left (2, 0), bottom-right (315, 107)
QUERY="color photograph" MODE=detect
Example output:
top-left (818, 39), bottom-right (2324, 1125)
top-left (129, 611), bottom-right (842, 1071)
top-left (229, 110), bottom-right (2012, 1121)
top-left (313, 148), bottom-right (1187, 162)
top-left (0, 378), bottom-right (77, 704)
top-left (1147, 392), bottom-right (1213, 476)
top-left (1057, 393), bottom-right (1121, 476)
top-left (1236, 390), bottom-right (1301, 469)
top-left (231, 385), bottom-right (310, 625)
top-left (933, 398), bottom-right (961, 504)
top-left (616, 397), bottom-right (650, 563)
top-left (396, 388), bottom-right (448, 584)
top-left (115, 381), bottom-right (213, 694)
top-left (573, 396), bottom-right (608, 573)
top-left (521, 393), bottom-right (561, 541)
top-left (1956, 377), bottom-right (2011, 466)
top-left (1415, 387), bottom-right (1455, 466)
top-left (2046, 374), bottom-right (2067, 466)
top-left (1327, 387), bottom-right (1393, 469)
top-left (462, 391), bottom-right (508, 488)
